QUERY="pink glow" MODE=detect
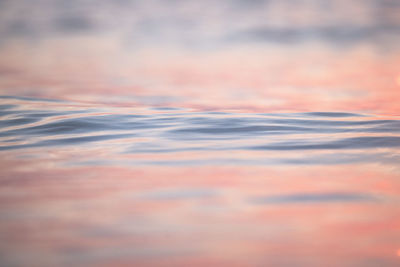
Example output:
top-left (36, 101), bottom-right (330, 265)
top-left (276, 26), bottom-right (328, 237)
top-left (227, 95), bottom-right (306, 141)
top-left (1, 42), bottom-right (400, 115)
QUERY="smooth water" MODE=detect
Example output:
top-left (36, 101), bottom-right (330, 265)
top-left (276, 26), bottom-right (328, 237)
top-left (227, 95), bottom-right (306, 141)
top-left (0, 96), bottom-right (399, 266)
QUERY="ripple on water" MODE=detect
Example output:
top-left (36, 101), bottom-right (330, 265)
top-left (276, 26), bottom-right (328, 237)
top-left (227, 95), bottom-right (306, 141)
top-left (0, 96), bottom-right (399, 166)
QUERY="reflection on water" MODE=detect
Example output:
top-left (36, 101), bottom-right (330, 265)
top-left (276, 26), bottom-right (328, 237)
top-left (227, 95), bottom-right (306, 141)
top-left (1, 0), bottom-right (400, 266)
top-left (0, 97), bottom-right (399, 266)
top-left (1, 97), bottom-right (400, 159)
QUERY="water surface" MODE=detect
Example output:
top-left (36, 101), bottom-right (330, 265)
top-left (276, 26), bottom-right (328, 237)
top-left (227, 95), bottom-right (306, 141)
top-left (1, 0), bottom-right (400, 266)
top-left (0, 96), bottom-right (399, 266)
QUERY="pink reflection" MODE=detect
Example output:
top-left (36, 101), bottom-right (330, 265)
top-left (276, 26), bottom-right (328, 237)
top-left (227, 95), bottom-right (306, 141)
top-left (1, 155), bottom-right (400, 265)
